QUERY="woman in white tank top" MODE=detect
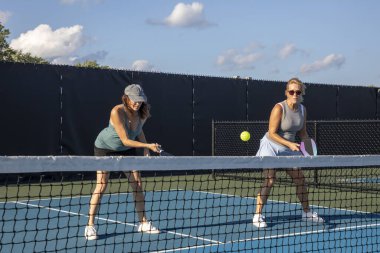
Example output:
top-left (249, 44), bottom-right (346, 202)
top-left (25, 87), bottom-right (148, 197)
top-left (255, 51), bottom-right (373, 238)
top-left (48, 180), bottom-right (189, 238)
top-left (252, 78), bottom-right (325, 228)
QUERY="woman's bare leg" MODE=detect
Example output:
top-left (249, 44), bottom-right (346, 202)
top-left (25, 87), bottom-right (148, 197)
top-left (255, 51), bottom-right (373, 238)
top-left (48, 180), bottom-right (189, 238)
top-left (255, 169), bottom-right (276, 214)
top-left (88, 171), bottom-right (109, 226)
top-left (286, 169), bottom-right (310, 212)
top-left (125, 171), bottom-right (147, 223)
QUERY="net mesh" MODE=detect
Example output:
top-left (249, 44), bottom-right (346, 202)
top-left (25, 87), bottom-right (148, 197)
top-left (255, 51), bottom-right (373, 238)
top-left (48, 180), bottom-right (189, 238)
top-left (0, 156), bottom-right (379, 252)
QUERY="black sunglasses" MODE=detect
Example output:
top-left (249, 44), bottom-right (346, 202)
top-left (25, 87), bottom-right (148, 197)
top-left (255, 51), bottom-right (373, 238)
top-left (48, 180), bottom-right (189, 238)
top-left (288, 90), bottom-right (302, 96)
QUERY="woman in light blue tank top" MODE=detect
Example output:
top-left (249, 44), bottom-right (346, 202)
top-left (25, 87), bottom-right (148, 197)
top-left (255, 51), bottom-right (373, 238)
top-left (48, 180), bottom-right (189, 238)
top-left (252, 78), bottom-right (324, 228)
top-left (85, 84), bottom-right (162, 240)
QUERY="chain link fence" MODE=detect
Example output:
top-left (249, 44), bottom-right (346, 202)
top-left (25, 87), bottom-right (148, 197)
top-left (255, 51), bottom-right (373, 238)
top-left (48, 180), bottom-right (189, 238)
top-left (212, 120), bottom-right (380, 192)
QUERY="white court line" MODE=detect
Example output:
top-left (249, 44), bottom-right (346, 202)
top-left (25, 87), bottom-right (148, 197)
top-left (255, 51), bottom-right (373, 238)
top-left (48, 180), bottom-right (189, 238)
top-left (12, 190), bottom-right (221, 245)
top-left (151, 190), bottom-right (379, 252)
top-left (190, 190), bottom-right (374, 214)
top-left (230, 222), bottom-right (380, 244)
top-left (1, 188), bottom-right (373, 214)
top-left (151, 190), bottom-right (380, 253)
top-left (2, 189), bottom-right (186, 204)
top-left (5, 189), bottom-right (378, 252)
top-left (15, 201), bottom-right (138, 227)
top-left (156, 222), bottom-right (380, 253)
top-left (1, 193), bottom-right (104, 204)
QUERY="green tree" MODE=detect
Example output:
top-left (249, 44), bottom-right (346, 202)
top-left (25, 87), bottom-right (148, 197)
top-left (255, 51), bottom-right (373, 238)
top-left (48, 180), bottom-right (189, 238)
top-left (0, 23), bottom-right (48, 64)
top-left (75, 60), bottom-right (110, 69)
top-left (0, 23), bottom-right (13, 60)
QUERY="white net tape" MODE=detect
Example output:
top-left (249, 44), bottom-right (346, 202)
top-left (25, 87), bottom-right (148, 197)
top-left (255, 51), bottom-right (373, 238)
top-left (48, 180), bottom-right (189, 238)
top-left (1, 155), bottom-right (380, 173)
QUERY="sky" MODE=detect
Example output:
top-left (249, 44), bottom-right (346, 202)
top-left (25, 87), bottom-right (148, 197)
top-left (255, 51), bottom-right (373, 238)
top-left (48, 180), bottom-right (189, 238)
top-left (1, 0), bottom-right (380, 87)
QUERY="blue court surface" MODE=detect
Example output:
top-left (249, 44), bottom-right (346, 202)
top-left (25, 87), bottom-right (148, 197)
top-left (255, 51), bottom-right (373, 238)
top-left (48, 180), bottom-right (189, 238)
top-left (1, 190), bottom-right (379, 253)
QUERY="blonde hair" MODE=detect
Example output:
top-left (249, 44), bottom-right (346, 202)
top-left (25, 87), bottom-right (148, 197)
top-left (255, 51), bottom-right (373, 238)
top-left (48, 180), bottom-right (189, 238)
top-left (286, 77), bottom-right (306, 102)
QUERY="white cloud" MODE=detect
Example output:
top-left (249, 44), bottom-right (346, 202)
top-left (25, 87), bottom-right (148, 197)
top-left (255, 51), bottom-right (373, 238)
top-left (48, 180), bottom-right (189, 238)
top-left (51, 56), bottom-right (79, 65)
top-left (147, 2), bottom-right (214, 28)
top-left (10, 24), bottom-right (85, 59)
top-left (216, 43), bottom-right (264, 71)
top-left (131, 60), bottom-right (156, 71)
top-left (300, 54), bottom-right (345, 74)
top-left (278, 43), bottom-right (309, 59)
top-left (279, 43), bottom-right (297, 59)
top-left (0, 10), bottom-right (12, 24)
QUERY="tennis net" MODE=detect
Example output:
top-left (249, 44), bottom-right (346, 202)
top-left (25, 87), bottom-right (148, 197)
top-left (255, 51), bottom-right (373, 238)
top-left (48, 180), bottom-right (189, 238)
top-left (0, 155), bottom-right (379, 252)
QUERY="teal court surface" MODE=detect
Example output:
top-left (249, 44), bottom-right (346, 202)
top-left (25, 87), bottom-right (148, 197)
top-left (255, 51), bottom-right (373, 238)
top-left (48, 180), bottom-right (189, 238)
top-left (1, 189), bottom-right (379, 252)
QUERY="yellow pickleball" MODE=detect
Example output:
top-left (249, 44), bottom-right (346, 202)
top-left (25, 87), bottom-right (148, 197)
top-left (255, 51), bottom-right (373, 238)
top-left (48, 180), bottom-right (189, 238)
top-left (240, 131), bottom-right (251, 142)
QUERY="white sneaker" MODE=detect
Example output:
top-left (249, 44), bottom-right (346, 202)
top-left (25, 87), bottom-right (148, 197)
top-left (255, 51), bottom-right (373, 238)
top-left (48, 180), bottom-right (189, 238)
top-left (137, 221), bottom-right (160, 234)
top-left (252, 214), bottom-right (268, 228)
top-left (84, 225), bottom-right (98, 240)
top-left (302, 211), bottom-right (324, 223)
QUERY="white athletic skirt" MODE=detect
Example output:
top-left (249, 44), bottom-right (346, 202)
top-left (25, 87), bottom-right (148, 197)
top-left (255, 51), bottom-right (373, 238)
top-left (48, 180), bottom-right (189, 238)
top-left (256, 133), bottom-right (301, 157)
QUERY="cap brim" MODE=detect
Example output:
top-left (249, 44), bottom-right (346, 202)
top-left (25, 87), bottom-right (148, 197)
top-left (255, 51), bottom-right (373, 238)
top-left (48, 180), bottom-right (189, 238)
top-left (129, 95), bottom-right (147, 103)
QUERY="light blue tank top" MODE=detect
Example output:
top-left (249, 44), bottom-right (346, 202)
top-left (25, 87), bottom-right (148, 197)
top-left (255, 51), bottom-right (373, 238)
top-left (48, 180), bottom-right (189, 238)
top-left (94, 117), bottom-right (143, 151)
